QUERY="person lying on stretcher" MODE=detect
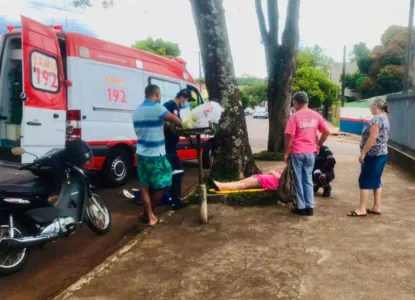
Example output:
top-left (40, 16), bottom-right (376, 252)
top-left (209, 170), bottom-right (283, 191)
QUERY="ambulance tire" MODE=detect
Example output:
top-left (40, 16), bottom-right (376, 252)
top-left (202, 142), bottom-right (214, 169)
top-left (102, 149), bottom-right (131, 187)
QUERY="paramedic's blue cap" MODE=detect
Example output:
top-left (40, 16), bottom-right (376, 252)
top-left (177, 89), bottom-right (196, 102)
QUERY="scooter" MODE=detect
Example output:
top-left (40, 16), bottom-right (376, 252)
top-left (0, 140), bottom-right (111, 275)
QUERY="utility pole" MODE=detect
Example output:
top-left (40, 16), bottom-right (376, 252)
top-left (341, 45), bottom-right (346, 107)
top-left (404, 0), bottom-right (415, 93)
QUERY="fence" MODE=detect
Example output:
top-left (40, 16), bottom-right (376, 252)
top-left (387, 93), bottom-right (415, 155)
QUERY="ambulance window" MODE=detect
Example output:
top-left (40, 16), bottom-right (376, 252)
top-left (30, 51), bottom-right (60, 94)
top-left (149, 77), bottom-right (180, 104)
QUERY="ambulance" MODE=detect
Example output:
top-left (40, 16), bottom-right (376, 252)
top-left (0, 16), bottom-right (213, 186)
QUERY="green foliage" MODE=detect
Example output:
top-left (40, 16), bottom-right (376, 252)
top-left (351, 42), bottom-right (371, 62)
top-left (377, 65), bottom-right (404, 93)
top-left (241, 92), bottom-right (250, 109)
top-left (241, 83), bottom-right (267, 108)
top-left (343, 72), bottom-right (367, 91)
top-left (293, 47), bottom-right (337, 108)
top-left (72, 0), bottom-right (114, 8)
top-left (381, 25), bottom-right (407, 46)
top-left (297, 45), bottom-right (333, 73)
top-left (344, 25), bottom-right (411, 97)
top-left (196, 76), bottom-right (267, 88)
top-left (185, 189), bottom-right (279, 206)
top-left (236, 76), bottom-right (267, 86)
top-left (131, 38), bottom-right (181, 58)
top-left (294, 66), bottom-right (337, 108)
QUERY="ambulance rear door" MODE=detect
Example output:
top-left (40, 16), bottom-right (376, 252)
top-left (20, 16), bottom-right (66, 162)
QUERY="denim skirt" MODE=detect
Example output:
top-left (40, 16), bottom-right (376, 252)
top-left (358, 155), bottom-right (387, 190)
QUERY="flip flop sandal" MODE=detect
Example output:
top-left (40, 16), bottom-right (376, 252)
top-left (366, 209), bottom-right (382, 215)
top-left (347, 211), bottom-right (367, 217)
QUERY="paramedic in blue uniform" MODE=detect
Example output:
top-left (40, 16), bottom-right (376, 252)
top-left (163, 89), bottom-right (196, 210)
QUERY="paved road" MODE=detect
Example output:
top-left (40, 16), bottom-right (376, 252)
top-left (0, 117), bottom-right (358, 300)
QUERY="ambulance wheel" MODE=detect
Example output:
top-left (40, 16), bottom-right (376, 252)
top-left (202, 143), bottom-right (214, 169)
top-left (103, 149), bottom-right (131, 187)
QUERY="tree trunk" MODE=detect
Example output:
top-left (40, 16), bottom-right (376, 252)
top-left (190, 0), bottom-right (259, 178)
top-left (255, 0), bottom-right (301, 153)
top-left (267, 45), bottom-right (297, 152)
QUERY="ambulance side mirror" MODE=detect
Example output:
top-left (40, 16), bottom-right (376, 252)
top-left (64, 80), bottom-right (73, 87)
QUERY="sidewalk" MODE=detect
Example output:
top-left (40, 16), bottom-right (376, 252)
top-left (56, 150), bottom-right (415, 300)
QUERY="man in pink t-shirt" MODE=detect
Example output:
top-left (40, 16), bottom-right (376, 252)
top-left (284, 91), bottom-right (330, 216)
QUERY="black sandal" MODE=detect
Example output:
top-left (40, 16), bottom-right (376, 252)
top-left (347, 211), bottom-right (367, 217)
top-left (366, 209), bottom-right (382, 215)
top-left (207, 177), bottom-right (220, 191)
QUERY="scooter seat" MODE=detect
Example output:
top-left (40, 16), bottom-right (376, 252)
top-left (0, 180), bottom-right (50, 196)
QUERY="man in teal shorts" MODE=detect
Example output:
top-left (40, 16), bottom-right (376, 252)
top-left (132, 84), bottom-right (182, 226)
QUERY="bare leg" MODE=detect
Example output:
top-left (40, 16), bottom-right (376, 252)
top-left (354, 189), bottom-right (369, 215)
top-left (138, 186), bottom-right (158, 225)
top-left (214, 177), bottom-right (261, 191)
top-left (371, 188), bottom-right (382, 213)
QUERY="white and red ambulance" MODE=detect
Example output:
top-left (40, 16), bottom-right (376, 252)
top-left (0, 16), bottom-right (213, 186)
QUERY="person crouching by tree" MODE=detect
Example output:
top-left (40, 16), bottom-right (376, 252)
top-left (284, 91), bottom-right (331, 216)
top-left (313, 144), bottom-right (336, 197)
top-left (163, 89), bottom-right (196, 210)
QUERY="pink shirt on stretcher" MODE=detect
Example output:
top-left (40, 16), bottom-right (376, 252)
top-left (285, 109), bottom-right (329, 154)
top-left (253, 171), bottom-right (283, 191)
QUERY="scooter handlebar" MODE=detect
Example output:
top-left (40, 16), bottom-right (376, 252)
top-left (20, 162), bottom-right (39, 170)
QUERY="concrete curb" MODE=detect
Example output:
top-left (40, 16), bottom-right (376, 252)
top-left (387, 144), bottom-right (415, 178)
top-left (53, 224), bottom-right (155, 300)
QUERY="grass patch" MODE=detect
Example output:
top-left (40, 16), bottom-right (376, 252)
top-left (185, 189), bottom-right (281, 206)
top-left (224, 190), bottom-right (279, 206)
top-left (253, 151), bottom-right (284, 161)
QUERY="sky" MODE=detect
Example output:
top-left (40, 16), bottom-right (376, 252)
top-left (0, 0), bottom-right (412, 78)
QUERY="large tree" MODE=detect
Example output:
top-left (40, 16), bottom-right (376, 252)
top-left (73, 0), bottom-right (259, 177)
top-left (255, 0), bottom-right (301, 153)
top-left (344, 25), bottom-right (412, 98)
top-left (190, 0), bottom-right (259, 178)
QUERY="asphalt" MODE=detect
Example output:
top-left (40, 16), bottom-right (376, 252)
top-left (54, 135), bottom-right (415, 300)
top-left (0, 164), bottom-right (201, 300)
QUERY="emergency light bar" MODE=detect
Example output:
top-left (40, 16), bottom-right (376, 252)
top-left (6, 25), bottom-right (63, 32)
top-left (172, 58), bottom-right (187, 67)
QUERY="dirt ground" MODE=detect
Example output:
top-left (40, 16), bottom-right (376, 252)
top-left (56, 153), bottom-right (415, 300)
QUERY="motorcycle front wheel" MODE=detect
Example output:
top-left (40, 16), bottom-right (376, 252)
top-left (0, 223), bottom-right (29, 275)
top-left (85, 193), bottom-right (111, 235)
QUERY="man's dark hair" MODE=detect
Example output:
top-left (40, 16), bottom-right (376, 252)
top-left (145, 84), bottom-right (160, 98)
top-left (293, 91), bottom-right (309, 104)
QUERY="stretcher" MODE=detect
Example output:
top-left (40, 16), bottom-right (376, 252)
top-left (209, 184), bottom-right (319, 194)
top-left (208, 188), bottom-right (269, 194)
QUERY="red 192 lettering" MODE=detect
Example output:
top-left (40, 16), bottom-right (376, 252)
top-left (107, 88), bottom-right (126, 103)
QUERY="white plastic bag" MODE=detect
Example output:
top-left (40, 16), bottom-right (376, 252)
top-left (189, 102), bottom-right (224, 128)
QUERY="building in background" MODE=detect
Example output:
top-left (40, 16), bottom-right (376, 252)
top-left (329, 61), bottom-right (361, 102)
